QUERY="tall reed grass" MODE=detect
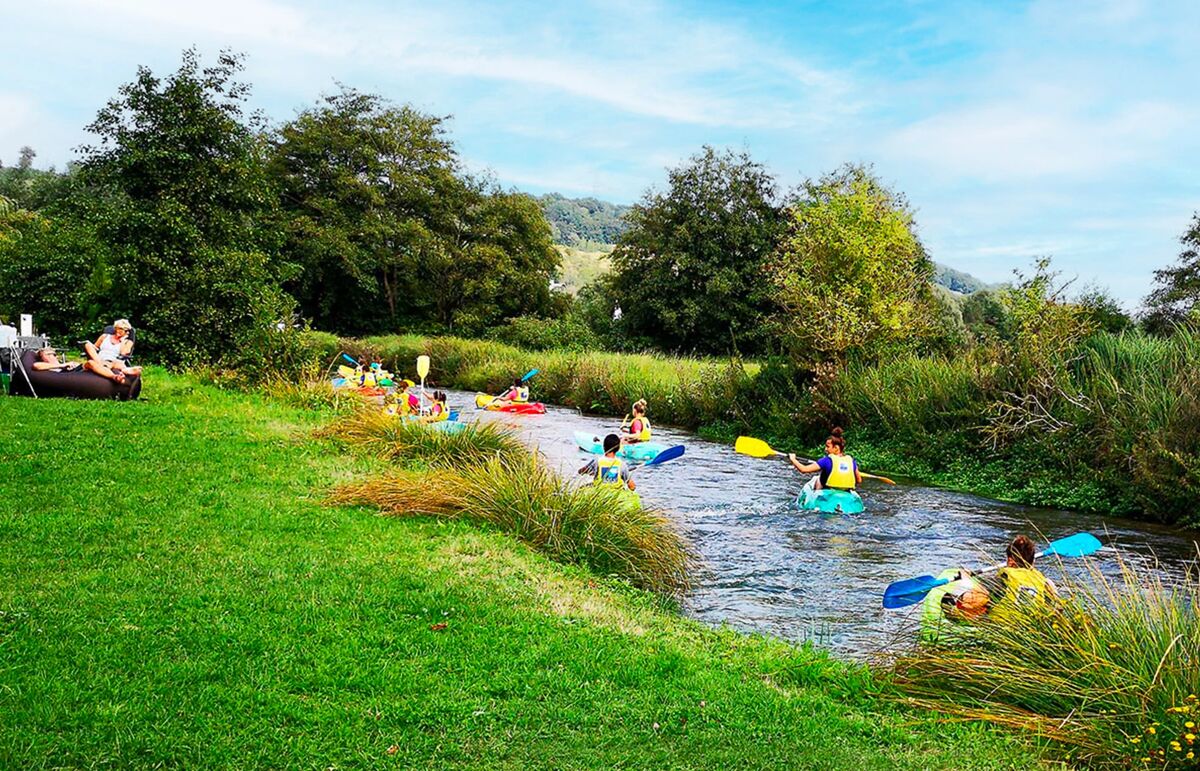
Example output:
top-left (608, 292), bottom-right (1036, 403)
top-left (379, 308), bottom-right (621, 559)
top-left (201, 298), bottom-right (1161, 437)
top-left (888, 551), bottom-right (1200, 768)
top-left (303, 332), bottom-right (755, 430)
top-left (318, 408), bottom-right (524, 466)
top-left (330, 451), bottom-right (693, 595)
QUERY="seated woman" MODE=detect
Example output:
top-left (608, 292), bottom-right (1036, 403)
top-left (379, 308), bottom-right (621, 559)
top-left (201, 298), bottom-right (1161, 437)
top-left (32, 347), bottom-right (82, 372)
top-left (84, 319), bottom-right (141, 384)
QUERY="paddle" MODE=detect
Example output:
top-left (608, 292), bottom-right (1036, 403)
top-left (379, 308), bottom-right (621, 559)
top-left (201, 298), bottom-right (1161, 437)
top-left (640, 444), bottom-right (685, 467)
top-left (881, 532), bottom-right (1104, 610)
top-left (485, 368), bottom-right (539, 407)
top-left (416, 355), bottom-right (431, 410)
top-left (734, 435), bottom-right (896, 485)
top-left (341, 353), bottom-right (360, 367)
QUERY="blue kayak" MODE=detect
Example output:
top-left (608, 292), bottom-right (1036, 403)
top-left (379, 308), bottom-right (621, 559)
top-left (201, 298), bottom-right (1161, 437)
top-left (796, 477), bottom-right (864, 514)
top-left (573, 431), bottom-right (668, 462)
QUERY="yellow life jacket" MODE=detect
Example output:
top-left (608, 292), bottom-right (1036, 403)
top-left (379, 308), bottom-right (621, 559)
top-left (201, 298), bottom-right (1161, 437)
top-left (627, 415), bottom-right (652, 442)
top-left (512, 386), bottom-right (530, 403)
top-left (988, 567), bottom-right (1052, 624)
top-left (426, 403), bottom-right (448, 422)
top-left (825, 453), bottom-right (857, 490)
top-left (594, 456), bottom-right (625, 488)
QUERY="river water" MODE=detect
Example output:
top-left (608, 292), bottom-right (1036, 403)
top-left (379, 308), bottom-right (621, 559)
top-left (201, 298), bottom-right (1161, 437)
top-left (453, 390), bottom-right (1200, 657)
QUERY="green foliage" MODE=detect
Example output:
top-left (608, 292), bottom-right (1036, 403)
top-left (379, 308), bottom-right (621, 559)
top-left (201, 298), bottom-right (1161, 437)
top-left (77, 49), bottom-right (292, 366)
top-left (1143, 212), bottom-right (1200, 332)
top-left (553, 243), bottom-right (612, 293)
top-left (320, 407), bottom-right (524, 465)
top-left (538, 192), bottom-right (630, 245)
top-left (933, 261), bottom-right (994, 294)
top-left (610, 146), bottom-right (784, 355)
top-left (0, 209), bottom-right (109, 338)
top-left (770, 164), bottom-right (937, 366)
top-left (488, 311), bottom-right (602, 352)
top-left (273, 88), bottom-right (559, 336)
top-left (1076, 285), bottom-right (1133, 334)
top-left (0, 159), bottom-right (78, 212)
top-left (961, 289), bottom-right (1010, 342)
top-left (891, 556), bottom-right (1200, 768)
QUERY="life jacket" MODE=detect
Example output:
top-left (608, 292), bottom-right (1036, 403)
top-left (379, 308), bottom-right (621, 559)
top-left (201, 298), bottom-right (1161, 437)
top-left (824, 453), bottom-right (857, 490)
top-left (627, 416), bottom-right (652, 442)
top-left (509, 386), bottom-right (529, 403)
top-left (408, 392), bottom-right (421, 412)
top-left (594, 456), bottom-right (625, 488)
top-left (988, 567), bottom-right (1052, 624)
top-left (427, 403), bottom-right (448, 422)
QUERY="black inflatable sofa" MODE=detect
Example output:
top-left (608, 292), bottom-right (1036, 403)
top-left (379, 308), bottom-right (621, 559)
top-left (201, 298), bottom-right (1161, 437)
top-left (9, 349), bottom-right (142, 400)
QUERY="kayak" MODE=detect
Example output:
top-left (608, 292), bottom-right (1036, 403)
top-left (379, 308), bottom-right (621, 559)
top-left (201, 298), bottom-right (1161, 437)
top-left (920, 568), bottom-right (984, 645)
top-left (573, 431), bottom-right (668, 462)
top-left (796, 477), bottom-right (864, 514)
top-left (474, 393), bottom-right (547, 414)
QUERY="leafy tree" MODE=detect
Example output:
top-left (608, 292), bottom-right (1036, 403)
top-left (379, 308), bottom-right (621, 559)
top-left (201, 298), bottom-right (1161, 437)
top-left (17, 146), bottom-right (35, 171)
top-left (273, 89), bottom-right (558, 335)
top-left (77, 49), bottom-right (290, 365)
top-left (770, 163), bottom-right (936, 366)
top-left (1076, 285), bottom-right (1132, 334)
top-left (1142, 213), bottom-right (1200, 334)
top-left (961, 289), bottom-right (1010, 342)
top-left (0, 207), bottom-right (109, 336)
top-left (608, 146), bottom-right (784, 354)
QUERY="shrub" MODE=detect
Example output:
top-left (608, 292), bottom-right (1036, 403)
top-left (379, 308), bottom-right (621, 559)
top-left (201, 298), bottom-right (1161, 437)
top-left (889, 552), bottom-right (1200, 768)
top-left (318, 408), bottom-right (524, 466)
top-left (330, 449), bottom-right (693, 595)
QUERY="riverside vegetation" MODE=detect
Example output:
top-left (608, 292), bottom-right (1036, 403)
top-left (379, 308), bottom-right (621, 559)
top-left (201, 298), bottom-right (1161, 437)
top-left (0, 369), bottom-right (1042, 769)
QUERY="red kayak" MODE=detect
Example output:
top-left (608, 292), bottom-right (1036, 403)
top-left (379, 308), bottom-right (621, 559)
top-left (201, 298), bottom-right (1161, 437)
top-left (474, 393), bottom-right (547, 414)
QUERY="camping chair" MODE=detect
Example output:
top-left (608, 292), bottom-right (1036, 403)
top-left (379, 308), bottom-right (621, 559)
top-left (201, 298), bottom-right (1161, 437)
top-left (5, 334), bottom-right (50, 397)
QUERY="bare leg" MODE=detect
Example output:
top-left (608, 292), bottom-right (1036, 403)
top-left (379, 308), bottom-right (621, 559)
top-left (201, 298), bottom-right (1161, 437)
top-left (85, 360), bottom-right (125, 383)
top-left (113, 362), bottom-right (142, 376)
top-left (85, 341), bottom-right (101, 363)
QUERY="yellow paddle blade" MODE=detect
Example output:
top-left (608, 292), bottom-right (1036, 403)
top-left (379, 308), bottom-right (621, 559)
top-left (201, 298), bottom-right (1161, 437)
top-left (474, 393), bottom-right (491, 408)
top-left (416, 355), bottom-right (430, 380)
top-left (734, 436), bottom-right (779, 458)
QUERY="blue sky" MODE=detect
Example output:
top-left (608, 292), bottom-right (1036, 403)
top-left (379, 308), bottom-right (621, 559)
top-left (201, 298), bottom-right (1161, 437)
top-left (2, 0), bottom-right (1197, 306)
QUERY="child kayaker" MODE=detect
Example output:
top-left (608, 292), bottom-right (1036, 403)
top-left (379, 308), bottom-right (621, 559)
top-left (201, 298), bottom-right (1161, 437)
top-left (494, 377), bottom-right (530, 407)
top-left (578, 433), bottom-right (637, 493)
top-left (423, 390), bottom-right (449, 422)
top-left (788, 427), bottom-right (861, 491)
top-left (621, 399), bottom-right (652, 444)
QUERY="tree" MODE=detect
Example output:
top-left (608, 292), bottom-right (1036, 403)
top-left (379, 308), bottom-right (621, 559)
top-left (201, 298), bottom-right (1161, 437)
top-left (608, 146), bottom-right (784, 355)
top-left (78, 49), bottom-right (291, 365)
top-left (272, 88), bottom-right (558, 335)
top-left (17, 146), bottom-right (35, 171)
top-left (1076, 285), bottom-right (1132, 334)
top-left (769, 164), bottom-right (937, 366)
top-left (1143, 213), bottom-right (1200, 334)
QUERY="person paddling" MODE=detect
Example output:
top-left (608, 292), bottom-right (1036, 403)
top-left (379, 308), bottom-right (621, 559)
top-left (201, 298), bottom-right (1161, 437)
top-left (788, 427), bottom-right (861, 491)
top-left (423, 391), bottom-right (449, 423)
top-left (579, 433), bottom-right (637, 493)
top-left (494, 377), bottom-right (530, 407)
top-left (621, 399), bottom-right (652, 445)
top-left (971, 535), bottom-right (1060, 622)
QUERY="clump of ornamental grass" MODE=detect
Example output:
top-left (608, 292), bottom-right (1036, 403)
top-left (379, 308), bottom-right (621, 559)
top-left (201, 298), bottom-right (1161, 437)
top-left (259, 375), bottom-right (365, 414)
top-left (887, 550), bottom-right (1200, 768)
top-left (330, 451), bottom-right (693, 595)
top-left (317, 408), bottom-right (523, 466)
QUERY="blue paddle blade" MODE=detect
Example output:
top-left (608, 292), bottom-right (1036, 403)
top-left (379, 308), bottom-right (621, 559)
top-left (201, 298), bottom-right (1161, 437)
top-left (1042, 532), bottom-right (1103, 559)
top-left (645, 445), bottom-right (685, 466)
top-left (448, 410), bottom-right (460, 422)
top-left (341, 353), bottom-right (359, 366)
top-left (882, 575), bottom-right (949, 609)
top-left (520, 368), bottom-right (539, 382)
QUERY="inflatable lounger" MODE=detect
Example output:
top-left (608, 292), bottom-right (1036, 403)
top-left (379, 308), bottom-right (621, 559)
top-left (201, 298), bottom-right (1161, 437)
top-left (9, 349), bottom-right (142, 401)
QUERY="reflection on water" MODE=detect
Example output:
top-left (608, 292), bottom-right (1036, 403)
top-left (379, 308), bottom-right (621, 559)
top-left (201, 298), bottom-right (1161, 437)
top-left (452, 389), bottom-right (1200, 656)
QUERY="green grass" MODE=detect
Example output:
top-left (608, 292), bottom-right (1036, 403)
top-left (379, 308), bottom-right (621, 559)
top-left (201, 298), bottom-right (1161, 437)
top-left (554, 243), bottom-right (612, 294)
top-left (0, 369), bottom-right (1040, 768)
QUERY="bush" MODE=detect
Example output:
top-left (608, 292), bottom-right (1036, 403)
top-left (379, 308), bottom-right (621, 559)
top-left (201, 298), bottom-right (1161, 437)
top-left (489, 312), bottom-right (602, 352)
top-left (889, 553), bottom-right (1200, 768)
top-left (330, 444), bottom-right (693, 595)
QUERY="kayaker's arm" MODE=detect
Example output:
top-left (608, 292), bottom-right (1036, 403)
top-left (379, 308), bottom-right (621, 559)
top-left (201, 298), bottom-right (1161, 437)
top-left (788, 453), bottom-right (820, 474)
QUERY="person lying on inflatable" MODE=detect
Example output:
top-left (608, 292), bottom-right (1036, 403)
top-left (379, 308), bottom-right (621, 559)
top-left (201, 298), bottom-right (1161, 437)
top-left (84, 319), bottom-right (141, 384)
top-left (621, 399), bottom-right (652, 445)
top-left (578, 434), bottom-right (637, 493)
top-left (32, 347), bottom-right (82, 372)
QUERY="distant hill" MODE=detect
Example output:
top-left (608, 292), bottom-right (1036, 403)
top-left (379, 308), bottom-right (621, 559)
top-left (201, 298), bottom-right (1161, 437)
top-left (934, 262), bottom-right (995, 294)
top-left (537, 193), bottom-right (994, 295)
top-left (538, 193), bottom-right (631, 246)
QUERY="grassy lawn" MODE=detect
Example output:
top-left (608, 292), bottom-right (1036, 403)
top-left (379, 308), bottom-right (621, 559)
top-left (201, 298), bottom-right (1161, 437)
top-left (0, 371), bottom-right (1040, 769)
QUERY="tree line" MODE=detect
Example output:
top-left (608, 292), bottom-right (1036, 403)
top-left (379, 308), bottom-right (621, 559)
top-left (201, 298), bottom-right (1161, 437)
top-left (0, 50), bottom-right (560, 366)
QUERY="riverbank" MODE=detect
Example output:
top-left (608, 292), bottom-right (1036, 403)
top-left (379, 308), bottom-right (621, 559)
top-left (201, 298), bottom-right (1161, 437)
top-left (0, 371), bottom-right (1038, 768)
top-left (305, 331), bottom-right (1200, 528)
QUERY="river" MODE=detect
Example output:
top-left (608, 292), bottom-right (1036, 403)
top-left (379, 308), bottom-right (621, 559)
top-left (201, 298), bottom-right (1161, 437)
top-left (453, 390), bottom-right (1200, 657)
